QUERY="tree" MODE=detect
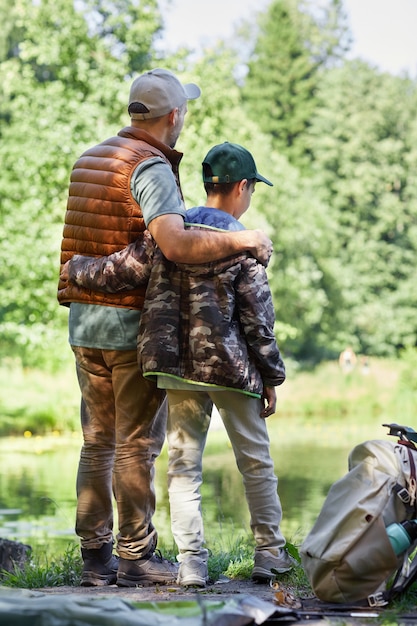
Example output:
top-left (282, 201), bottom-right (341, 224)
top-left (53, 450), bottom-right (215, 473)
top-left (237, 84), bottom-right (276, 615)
top-left (307, 60), bottom-right (417, 354)
top-left (165, 46), bottom-right (342, 361)
top-left (241, 0), bottom-right (349, 168)
top-left (0, 0), bottom-right (162, 367)
top-left (2, 0), bottom-right (417, 368)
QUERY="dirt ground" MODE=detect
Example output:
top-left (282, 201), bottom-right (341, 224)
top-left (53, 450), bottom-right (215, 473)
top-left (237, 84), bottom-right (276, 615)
top-left (31, 578), bottom-right (416, 625)
top-left (36, 576), bottom-right (289, 604)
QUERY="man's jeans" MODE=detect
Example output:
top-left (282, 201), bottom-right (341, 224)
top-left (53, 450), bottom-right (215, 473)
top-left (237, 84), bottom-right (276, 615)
top-left (166, 388), bottom-right (286, 561)
top-left (72, 346), bottom-right (166, 559)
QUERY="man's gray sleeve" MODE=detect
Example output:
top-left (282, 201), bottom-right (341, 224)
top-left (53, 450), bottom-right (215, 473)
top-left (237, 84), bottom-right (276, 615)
top-left (131, 157), bottom-right (187, 227)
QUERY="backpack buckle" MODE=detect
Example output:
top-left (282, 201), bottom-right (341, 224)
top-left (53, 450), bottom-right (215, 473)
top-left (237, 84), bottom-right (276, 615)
top-left (396, 487), bottom-right (411, 503)
top-left (368, 592), bottom-right (388, 607)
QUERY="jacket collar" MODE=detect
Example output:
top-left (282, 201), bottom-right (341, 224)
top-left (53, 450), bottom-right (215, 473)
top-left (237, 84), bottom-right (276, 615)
top-left (118, 126), bottom-right (183, 168)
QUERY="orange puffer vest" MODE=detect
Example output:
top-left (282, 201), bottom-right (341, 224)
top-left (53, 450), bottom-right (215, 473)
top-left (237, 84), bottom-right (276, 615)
top-left (57, 126), bottom-right (183, 310)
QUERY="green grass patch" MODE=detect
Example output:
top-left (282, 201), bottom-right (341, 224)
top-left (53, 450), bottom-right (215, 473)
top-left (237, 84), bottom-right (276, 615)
top-left (1, 543), bottom-right (82, 588)
top-left (0, 360), bottom-right (80, 435)
top-left (1, 539), bottom-right (307, 594)
top-left (2, 354), bottom-right (417, 437)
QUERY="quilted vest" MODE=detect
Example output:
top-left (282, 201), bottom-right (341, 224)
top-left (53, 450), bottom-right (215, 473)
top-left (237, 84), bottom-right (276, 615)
top-left (57, 126), bottom-right (183, 310)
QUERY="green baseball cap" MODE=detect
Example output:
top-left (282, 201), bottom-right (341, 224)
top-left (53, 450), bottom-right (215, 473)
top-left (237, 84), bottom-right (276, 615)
top-left (202, 142), bottom-right (273, 186)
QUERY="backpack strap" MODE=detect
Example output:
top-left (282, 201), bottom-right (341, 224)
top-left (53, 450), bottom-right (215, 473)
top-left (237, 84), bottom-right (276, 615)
top-left (404, 444), bottom-right (417, 510)
top-left (406, 444), bottom-right (417, 507)
top-left (392, 443), bottom-right (417, 514)
top-left (393, 483), bottom-right (416, 516)
top-left (372, 443), bottom-right (417, 605)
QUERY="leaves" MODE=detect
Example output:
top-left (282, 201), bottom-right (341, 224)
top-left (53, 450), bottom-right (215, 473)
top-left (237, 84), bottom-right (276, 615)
top-left (1, 0), bottom-right (417, 366)
top-left (0, 0), bottom-right (162, 366)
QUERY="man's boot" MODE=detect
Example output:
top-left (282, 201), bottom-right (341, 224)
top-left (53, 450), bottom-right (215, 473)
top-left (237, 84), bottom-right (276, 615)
top-left (80, 542), bottom-right (119, 586)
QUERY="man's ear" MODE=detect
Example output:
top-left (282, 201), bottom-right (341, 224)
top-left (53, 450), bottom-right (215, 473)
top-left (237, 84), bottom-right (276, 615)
top-left (167, 108), bottom-right (178, 126)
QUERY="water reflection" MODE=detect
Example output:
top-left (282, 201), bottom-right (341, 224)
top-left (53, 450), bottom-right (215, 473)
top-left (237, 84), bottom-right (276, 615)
top-left (0, 417), bottom-right (383, 554)
top-left (0, 437), bottom-right (80, 551)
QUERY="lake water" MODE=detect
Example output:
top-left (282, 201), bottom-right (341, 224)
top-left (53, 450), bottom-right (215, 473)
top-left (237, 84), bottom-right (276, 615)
top-left (0, 413), bottom-right (389, 556)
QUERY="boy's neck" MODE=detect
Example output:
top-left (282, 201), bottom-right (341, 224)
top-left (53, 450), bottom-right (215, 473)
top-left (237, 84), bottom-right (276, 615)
top-left (205, 197), bottom-right (236, 217)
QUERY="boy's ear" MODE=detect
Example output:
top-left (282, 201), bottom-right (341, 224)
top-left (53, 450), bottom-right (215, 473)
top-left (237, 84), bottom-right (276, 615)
top-left (237, 179), bottom-right (248, 194)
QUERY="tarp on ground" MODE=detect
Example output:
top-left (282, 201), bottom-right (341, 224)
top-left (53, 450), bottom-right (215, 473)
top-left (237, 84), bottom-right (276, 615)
top-left (0, 588), bottom-right (281, 626)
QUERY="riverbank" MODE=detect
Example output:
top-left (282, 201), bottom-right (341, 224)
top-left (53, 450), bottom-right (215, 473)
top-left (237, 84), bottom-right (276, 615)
top-left (3, 355), bottom-right (417, 624)
top-left (2, 579), bottom-right (416, 625)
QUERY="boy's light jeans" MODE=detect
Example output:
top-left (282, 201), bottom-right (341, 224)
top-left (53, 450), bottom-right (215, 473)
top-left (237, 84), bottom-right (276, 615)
top-left (166, 388), bottom-right (286, 562)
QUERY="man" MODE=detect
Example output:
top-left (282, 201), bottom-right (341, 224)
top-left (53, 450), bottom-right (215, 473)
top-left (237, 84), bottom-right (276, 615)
top-left (58, 69), bottom-right (272, 588)
top-left (62, 142), bottom-right (293, 587)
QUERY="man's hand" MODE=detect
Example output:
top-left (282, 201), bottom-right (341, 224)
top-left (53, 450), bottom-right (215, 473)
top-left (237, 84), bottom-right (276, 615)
top-left (244, 230), bottom-right (273, 267)
top-left (148, 214), bottom-right (273, 266)
top-left (260, 386), bottom-right (277, 418)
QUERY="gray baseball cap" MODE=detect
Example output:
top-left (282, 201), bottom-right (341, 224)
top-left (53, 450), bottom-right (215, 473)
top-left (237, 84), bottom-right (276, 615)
top-left (128, 68), bottom-right (201, 120)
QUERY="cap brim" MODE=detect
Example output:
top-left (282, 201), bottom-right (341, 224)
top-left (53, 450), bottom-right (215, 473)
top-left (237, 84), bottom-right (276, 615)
top-left (256, 173), bottom-right (273, 186)
top-left (184, 83), bottom-right (201, 100)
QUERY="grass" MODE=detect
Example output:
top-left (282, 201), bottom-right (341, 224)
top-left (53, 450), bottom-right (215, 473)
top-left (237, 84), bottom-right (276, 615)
top-left (0, 359), bottom-right (80, 436)
top-left (1, 543), bottom-right (83, 588)
top-left (279, 356), bottom-right (405, 419)
top-left (0, 537), bottom-right (305, 591)
top-left (1, 354), bottom-right (415, 438)
top-left (3, 537), bottom-right (417, 624)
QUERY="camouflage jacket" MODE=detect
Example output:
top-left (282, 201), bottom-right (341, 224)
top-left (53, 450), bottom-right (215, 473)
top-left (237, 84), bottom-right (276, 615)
top-left (67, 207), bottom-right (286, 395)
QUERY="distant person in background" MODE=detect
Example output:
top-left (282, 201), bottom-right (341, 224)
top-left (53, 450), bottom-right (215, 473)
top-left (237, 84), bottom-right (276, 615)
top-left (339, 346), bottom-right (357, 373)
top-left (360, 356), bottom-right (370, 375)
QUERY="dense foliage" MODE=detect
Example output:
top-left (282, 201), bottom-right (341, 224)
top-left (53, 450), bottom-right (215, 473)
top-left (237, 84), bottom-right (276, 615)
top-left (1, 0), bottom-right (417, 368)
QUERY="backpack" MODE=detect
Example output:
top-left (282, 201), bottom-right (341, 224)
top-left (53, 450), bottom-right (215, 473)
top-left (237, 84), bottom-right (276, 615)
top-left (300, 423), bottom-right (417, 607)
